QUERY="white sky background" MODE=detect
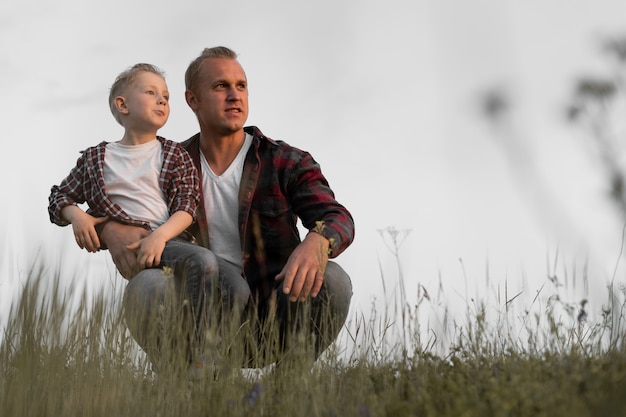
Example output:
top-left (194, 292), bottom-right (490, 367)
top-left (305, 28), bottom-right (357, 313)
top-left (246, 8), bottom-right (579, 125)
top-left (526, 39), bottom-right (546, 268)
top-left (3, 0), bottom-right (626, 341)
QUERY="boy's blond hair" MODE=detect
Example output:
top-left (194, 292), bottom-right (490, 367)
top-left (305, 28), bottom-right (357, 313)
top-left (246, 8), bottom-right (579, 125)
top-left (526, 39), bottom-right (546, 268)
top-left (109, 63), bottom-right (165, 126)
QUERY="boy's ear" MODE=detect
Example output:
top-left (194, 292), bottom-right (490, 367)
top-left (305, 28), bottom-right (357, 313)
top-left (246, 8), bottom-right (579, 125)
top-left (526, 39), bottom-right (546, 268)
top-left (114, 96), bottom-right (129, 115)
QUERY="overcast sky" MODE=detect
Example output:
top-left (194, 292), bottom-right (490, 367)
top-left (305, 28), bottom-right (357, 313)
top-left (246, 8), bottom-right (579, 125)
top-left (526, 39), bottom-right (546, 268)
top-left (3, 0), bottom-right (626, 329)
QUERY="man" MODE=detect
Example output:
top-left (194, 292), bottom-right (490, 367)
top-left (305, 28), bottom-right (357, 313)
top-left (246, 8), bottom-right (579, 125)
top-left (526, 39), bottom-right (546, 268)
top-left (100, 46), bottom-right (354, 373)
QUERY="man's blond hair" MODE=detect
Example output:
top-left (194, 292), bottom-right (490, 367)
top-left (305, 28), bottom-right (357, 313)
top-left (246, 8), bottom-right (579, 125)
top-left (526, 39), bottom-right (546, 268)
top-left (184, 46), bottom-right (238, 95)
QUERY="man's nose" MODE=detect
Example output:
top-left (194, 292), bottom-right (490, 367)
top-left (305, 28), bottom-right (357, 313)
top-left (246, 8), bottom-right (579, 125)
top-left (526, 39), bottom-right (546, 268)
top-left (227, 87), bottom-right (241, 100)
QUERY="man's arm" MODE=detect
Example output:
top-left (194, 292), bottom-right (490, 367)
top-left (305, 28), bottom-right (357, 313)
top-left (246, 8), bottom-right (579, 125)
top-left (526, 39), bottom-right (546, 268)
top-left (268, 146), bottom-right (354, 302)
top-left (99, 221), bottom-right (151, 279)
top-left (289, 151), bottom-right (355, 258)
top-left (275, 149), bottom-right (354, 302)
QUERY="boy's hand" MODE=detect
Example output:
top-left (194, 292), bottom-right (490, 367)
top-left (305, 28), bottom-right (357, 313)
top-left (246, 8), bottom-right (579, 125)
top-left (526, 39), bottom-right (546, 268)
top-left (62, 206), bottom-right (107, 252)
top-left (123, 211), bottom-right (191, 270)
top-left (126, 234), bottom-right (166, 269)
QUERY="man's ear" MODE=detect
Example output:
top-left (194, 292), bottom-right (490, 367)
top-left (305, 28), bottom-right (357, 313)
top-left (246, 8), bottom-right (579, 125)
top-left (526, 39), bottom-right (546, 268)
top-left (114, 96), bottom-right (129, 115)
top-left (185, 90), bottom-right (198, 112)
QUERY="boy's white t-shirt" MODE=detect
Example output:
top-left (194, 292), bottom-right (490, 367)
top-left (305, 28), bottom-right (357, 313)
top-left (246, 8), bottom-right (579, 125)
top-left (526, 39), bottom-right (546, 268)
top-left (103, 139), bottom-right (169, 230)
top-left (200, 133), bottom-right (253, 269)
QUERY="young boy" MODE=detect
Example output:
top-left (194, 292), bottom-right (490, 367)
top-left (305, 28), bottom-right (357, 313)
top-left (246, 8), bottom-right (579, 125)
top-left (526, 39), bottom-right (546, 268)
top-left (48, 63), bottom-right (215, 371)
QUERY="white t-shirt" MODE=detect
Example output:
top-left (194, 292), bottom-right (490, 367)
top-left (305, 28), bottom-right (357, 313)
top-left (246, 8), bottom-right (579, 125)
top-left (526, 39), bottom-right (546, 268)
top-left (103, 139), bottom-right (169, 230)
top-left (200, 133), bottom-right (253, 269)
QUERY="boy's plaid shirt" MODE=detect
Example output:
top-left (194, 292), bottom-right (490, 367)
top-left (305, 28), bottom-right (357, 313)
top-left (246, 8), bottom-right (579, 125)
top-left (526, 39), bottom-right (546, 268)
top-left (48, 136), bottom-right (200, 230)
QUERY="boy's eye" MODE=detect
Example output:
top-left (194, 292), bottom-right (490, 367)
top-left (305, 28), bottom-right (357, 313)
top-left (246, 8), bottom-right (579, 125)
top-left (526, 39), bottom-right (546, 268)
top-left (146, 90), bottom-right (155, 95)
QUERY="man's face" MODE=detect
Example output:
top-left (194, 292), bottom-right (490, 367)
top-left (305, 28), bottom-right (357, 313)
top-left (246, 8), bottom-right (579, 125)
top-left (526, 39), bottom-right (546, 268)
top-left (187, 57), bottom-right (249, 136)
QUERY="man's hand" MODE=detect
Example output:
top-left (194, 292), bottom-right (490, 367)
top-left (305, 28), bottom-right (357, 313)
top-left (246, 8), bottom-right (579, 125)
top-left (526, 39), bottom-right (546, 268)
top-left (275, 232), bottom-right (329, 302)
top-left (100, 221), bottom-right (151, 279)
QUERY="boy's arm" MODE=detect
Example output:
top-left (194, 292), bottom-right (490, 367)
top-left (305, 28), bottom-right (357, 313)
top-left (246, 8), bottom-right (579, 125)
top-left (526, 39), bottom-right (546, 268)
top-left (127, 211), bottom-right (193, 268)
top-left (49, 159), bottom-right (87, 226)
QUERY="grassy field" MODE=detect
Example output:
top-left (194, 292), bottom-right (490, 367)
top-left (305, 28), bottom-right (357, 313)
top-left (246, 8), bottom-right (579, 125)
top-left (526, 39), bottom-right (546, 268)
top-left (2, 263), bottom-right (626, 417)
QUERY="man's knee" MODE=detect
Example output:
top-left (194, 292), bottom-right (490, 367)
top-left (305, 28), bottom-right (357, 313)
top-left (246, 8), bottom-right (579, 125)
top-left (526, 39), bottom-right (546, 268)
top-left (124, 268), bottom-right (173, 309)
top-left (188, 246), bottom-right (218, 275)
top-left (321, 261), bottom-right (353, 318)
top-left (273, 261), bottom-right (352, 320)
top-left (270, 262), bottom-right (352, 363)
top-left (164, 241), bottom-right (219, 283)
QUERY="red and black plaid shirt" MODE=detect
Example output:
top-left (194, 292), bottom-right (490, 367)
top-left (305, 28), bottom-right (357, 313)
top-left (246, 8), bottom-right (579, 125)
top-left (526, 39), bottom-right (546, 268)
top-left (48, 136), bottom-right (199, 230)
top-left (183, 126), bottom-right (354, 291)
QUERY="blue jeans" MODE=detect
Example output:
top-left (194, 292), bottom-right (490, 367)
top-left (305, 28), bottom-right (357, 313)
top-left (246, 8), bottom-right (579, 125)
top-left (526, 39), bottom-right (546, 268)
top-left (122, 238), bottom-right (217, 369)
top-left (123, 249), bottom-right (352, 369)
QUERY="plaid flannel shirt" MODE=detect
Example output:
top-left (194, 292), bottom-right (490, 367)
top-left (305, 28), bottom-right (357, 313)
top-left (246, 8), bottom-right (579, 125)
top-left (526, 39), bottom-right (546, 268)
top-left (182, 126), bottom-right (354, 293)
top-left (48, 136), bottom-right (199, 231)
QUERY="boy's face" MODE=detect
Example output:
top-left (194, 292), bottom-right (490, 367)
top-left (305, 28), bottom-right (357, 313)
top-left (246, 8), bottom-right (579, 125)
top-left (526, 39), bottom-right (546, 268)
top-left (117, 71), bottom-right (170, 132)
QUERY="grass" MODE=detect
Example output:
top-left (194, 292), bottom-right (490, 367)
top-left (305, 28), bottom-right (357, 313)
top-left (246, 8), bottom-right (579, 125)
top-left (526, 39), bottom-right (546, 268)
top-left (2, 255), bottom-right (626, 417)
